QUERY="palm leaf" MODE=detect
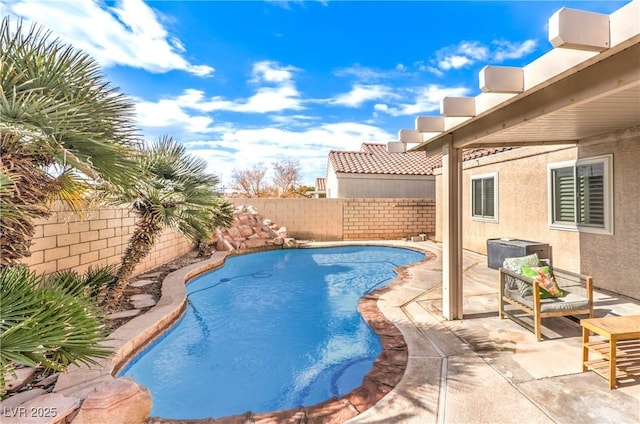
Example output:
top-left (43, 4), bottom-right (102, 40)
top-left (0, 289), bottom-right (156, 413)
top-left (0, 266), bottom-right (111, 393)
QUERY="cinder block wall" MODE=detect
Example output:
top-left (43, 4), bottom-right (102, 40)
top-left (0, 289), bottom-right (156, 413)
top-left (231, 198), bottom-right (435, 241)
top-left (19, 198), bottom-right (436, 278)
top-left (19, 203), bottom-right (193, 277)
top-left (343, 198), bottom-right (436, 240)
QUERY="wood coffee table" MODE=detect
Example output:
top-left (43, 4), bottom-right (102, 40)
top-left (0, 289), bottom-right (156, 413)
top-left (581, 315), bottom-right (640, 389)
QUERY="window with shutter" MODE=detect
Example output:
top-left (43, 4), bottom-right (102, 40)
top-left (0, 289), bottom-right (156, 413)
top-left (577, 163), bottom-right (605, 226)
top-left (548, 155), bottom-right (612, 234)
top-left (551, 167), bottom-right (575, 224)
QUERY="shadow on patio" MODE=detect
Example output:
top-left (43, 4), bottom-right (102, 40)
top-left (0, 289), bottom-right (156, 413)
top-left (343, 240), bottom-right (640, 424)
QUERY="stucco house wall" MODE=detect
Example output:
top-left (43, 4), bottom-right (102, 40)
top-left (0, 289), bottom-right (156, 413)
top-left (326, 162), bottom-right (340, 199)
top-left (325, 143), bottom-right (438, 199)
top-left (329, 172), bottom-right (435, 199)
top-left (434, 130), bottom-right (639, 299)
top-left (578, 132), bottom-right (640, 298)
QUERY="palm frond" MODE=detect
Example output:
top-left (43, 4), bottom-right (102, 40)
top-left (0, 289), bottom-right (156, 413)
top-left (0, 266), bottom-right (111, 393)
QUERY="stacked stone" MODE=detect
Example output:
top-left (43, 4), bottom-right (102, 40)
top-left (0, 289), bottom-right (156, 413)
top-left (212, 205), bottom-right (294, 251)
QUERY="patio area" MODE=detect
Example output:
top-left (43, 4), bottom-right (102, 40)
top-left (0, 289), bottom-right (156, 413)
top-left (336, 240), bottom-right (640, 424)
top-left (39, 240), bottom-right (640, 423)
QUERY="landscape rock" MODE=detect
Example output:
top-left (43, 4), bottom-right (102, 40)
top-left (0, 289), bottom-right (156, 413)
top-left (211, 205), bottom-right (296, 251)
top-left (0, 388), bottom-right (46, 411)
top-left (245, 238), bottom-right (267, 248)
top-left (4, 367), bottom-right (36, 393)
top-left (284, 238), bottom-right (298, 248)
top-left (107, 310), bottom-right (142, 320)
top-left (129, 279), bottom-right (154, 288)
top-left (34, 373), bottom-right (60, 388)
top-left (130, 298), bottom-right (156, 309)
top-left (72, 377), bottom-right (151, 424)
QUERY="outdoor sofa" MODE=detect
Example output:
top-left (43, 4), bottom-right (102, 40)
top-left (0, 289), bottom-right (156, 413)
top-left (498, 255), bottom-right (593, 341)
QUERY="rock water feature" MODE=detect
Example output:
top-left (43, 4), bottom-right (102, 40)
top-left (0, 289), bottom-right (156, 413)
top-left (210, 205), bottom-right (297, 251)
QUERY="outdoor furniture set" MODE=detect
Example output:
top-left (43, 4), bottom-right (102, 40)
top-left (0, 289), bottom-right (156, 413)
top-left (497, 252), bottom-right (640, 389)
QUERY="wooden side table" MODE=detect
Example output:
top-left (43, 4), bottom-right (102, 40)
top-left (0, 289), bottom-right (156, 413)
top-left (581, 315), bottom-right (640, 389)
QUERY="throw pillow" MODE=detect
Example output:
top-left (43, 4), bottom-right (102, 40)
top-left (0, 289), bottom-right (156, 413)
top-left (521, 266), bottom-right (565, 298)
top-left (515, 280), bottom-right (533, 297)
top-left (502, 253), bottom-right (540, 274)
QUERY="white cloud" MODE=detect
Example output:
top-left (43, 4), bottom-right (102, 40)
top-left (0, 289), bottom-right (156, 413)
top-left (329, 84), bottom-right (397, 107)
top-left (183, 122), bottom-right (394, 186)
top-left (333, 64), bottom-right (391, 82)
top-left (236, 85), bottom-right (303, 113)
top-left (376, 85), bottom-right (471, 117)
top-left (135, 98), bottom-right (214, 134)
top-left (492, 39), bottom-right (537, 61)
top-left (439, 55), bottom-right (474, 71)
top-left (251, 61), bottom-right (299, 83)
top-left (3, 0), bottom-right (214, 76)
top-left (430, 39), bottom-right (537, 75)
top-left (153, 62), bottom-right (304, 114)
top-left (137, 80), bottom-right (303, 119)
top-left (458, 41), bottom-right (489, 60)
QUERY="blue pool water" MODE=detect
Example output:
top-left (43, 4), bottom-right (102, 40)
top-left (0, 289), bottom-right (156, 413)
top-left (121, 246), bottom-right (424, 419)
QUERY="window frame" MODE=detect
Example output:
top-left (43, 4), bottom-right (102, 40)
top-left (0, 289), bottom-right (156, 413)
top-left (547, 155), bottom-right (613, 235)
top-left (471, 172), bottom-right (498, 223)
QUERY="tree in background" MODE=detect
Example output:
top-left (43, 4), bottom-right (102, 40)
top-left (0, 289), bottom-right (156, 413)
top-left (231, 162), bottom-right (268, 197)
top-left (231, 159), bottom-right (305, 198)
top-left (111, 136), bottom-right (234, 306)
top-left (272, 158), bottom-right (301, 197)
top-left (0, 17), bottom-right (140, 267)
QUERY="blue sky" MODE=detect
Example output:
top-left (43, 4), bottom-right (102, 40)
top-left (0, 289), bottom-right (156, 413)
top-left (0, 0), bottom-right (628, 187)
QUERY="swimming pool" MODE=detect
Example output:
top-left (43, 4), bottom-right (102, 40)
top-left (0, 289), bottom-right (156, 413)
top-left (121, 245), bottom-right (424, 419)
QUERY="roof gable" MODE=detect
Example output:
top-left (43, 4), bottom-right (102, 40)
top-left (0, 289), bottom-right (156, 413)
top-left (328, 143), bottom-right (441, 176)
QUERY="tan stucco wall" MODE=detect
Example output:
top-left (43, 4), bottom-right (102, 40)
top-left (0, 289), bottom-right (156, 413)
top-left (577, 133), bottom-right (640, 299)
top-left (326, 162), bottom-right (339, 198)
top-left (435, 132), bottom-right (639, 299)
top-left (334, 173), bottom-right (435, 199)
top-left (20, 203), bottom-right (193, 277)
top-left (436, 146), bottom-right (579, 266)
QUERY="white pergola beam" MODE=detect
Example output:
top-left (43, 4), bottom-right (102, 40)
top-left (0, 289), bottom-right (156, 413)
top-left (475, 92), bottom-right (518, 115)
top-left (610, 1), bottom-right (640, 48)
top-left (479, 66), bottom-right (524, 93)
top-left (416, 116), bottom-right (444, 132)
top-left (387, 141), bottom-right (406, 153)
top-left (549, 7), bottom-right (610, 51)
top-left (441, 97), bottom-right (476, 117)
top-left (398, 129), bottom-right (423, 143)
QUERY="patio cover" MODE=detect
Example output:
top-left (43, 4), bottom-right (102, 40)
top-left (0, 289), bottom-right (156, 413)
top-left (407, 2), bottom-right (640, 319)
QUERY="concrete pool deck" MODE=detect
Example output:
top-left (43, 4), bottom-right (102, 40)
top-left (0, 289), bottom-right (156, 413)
top-left (50, 240), bottom-right (640, 423)
top-left (337, 240), bottom-right (640, 424)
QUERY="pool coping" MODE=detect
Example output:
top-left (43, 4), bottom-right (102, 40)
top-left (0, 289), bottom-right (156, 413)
top-left (54, 242), bottom-right (434, 422)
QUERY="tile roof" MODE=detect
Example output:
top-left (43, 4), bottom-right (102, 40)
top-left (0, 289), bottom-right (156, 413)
top-left (327, 143), bottom-right (516, 176)
top-left (328, 143), bottom-right (441, 176)
top-left (462, 147), bottom-right (516, 161)
top-left (315, 177), bottom-right (326, 191)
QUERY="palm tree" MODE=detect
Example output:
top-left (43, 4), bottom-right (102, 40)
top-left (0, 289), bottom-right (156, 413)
top-left (111, 136), bottom-right (233, 305)
top-left (0, 17), bottom-right (141, 267)
top-left (0, 266), bottom-right (112, 393)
